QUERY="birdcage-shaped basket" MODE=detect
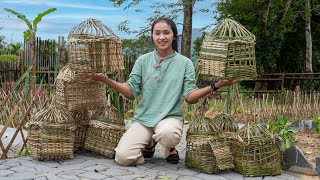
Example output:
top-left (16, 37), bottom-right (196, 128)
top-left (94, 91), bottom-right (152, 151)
top-left (55, 64), bottom-right (106, 111)
top-left (71, 110), bottom-right (90, 152)
top-left (185, 118), bottom-right (221, 174)
top-left (233, 124), bottom-right (282, 177)
top-left (68, 18), bottom-right (124, 74)
top-left (84, 105), bottom-right (125, 158)
top-left (25, 103), bottom-right (76, 160)
top-left (198, 18), bottom-right (257, 81)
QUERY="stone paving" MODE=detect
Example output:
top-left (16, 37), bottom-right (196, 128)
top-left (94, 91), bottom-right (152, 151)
top-left (0, 125), bottom-right (315, 180)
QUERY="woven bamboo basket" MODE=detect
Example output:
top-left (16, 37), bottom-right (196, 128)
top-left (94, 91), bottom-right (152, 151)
top-left (25, 104), bottom-right (76, 160)
top-left (185, 118), bottom-right (221, 174)
top-left (55, 64), bottom-right (106, 111)
top-left (68, 18), bottom-right (124, 74)
top-left (84, 105), bottom-right (125, 158)
top-left (210, 113), bottom-right (239, 170)
top-left (71, 110), bottom-right (90, 152)
top-left (233, 124), bottom-right (282, 177)
top-left (198, 18), bottom-right (257, 80)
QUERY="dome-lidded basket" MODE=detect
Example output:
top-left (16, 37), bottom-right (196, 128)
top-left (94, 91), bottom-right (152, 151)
top-left (55, 63), bottom-right (106, 111)
top-left (185, 118), bottom-right (221, 174)
top-left (26, 103), bottom-right (76, 160)
top-left (199, 18), bottom-right (257, 80)
top-left (233, 124), bottom-right (282, 177)
top-left (84, 105), bottom-right (125, 158)
top-left (68, 18), bottom-right (124, 74)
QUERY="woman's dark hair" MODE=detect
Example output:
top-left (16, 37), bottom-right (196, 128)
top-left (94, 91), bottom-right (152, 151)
top-left (151, 17), bottom-right (178, 52)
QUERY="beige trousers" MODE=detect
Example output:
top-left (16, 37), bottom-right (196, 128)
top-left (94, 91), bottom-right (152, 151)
top-left (115, 118), bottom-right (183, 166)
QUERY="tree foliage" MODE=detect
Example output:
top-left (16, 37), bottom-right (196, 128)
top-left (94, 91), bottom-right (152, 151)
top-left (122, 35), bottom-right (155, 56)
top-left (108, 0), bottom-right (214, 58)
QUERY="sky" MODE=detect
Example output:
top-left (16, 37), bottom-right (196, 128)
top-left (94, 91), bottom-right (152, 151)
top-left (0, 0), bottom-right (216, 44)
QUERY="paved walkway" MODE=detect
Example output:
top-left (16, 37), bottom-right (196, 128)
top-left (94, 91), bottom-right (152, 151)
top-left (0, 125), bottom-right (316, 180)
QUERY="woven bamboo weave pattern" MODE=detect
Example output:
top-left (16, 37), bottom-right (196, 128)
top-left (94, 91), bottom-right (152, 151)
top-left (198, 18), bottom-right (257, 80)
top-left (55, 64), bottom-right (106, 111)
top-left (26, 104), bottom-right (76, 161)
top-left (233, 124), bottom-right (282, 177)
top-left (210, 113), bottom-right (239, 170)
top-left (209, 137), bottom-right (234, 170)
top-left (85, 105), bottom-right (125, 158)
top-left (185, 118), bottom-right (221, 174)
top-left (68, 18), bottom-right (124, 74)
top-left (71, 110), bottom-right (90, 152)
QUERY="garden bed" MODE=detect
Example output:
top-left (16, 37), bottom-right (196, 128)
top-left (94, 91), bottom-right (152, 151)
top-left (295, 130), bottom-right (320, 169)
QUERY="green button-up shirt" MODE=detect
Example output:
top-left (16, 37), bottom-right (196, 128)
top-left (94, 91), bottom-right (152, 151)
top-left (126, 50), bottom-right (198, 127)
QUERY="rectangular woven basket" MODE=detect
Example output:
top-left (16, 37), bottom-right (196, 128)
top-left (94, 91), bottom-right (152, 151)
top-left (68, 40), bottom-right (124, 74)
top-left (84, 120), bottom-right (125, 158)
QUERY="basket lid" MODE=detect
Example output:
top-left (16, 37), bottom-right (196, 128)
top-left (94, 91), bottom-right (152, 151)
top-left (187, 117), bottom-right (221, 134)
top-left (28, 103), bottom-right (75, 126)
top-left (208, 18), bottom-right (255, 42)
top-left (91, 105), bottom-right (124, 125)
top-left (68, 18), bottom-right (120, 40)
top-left (238, 123), bottom-right (274, 143)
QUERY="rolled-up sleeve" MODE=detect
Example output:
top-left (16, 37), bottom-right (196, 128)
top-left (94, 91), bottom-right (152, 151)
top-left (182, 60), bottom-right (198, 99)
top-left (126, 58), bottom-right (142, 99)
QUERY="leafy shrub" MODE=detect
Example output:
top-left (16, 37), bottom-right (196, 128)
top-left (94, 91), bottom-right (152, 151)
top-left (269, 115), bottom-right (297, 151)
top-left (0, 54), bottom-right (20, 62)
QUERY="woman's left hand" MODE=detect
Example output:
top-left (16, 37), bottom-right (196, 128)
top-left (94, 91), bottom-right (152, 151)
top-left (216, 78), bottom-right (240, 89)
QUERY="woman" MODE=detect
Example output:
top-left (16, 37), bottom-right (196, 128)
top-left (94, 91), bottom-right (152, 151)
top-left (84, 17), bottom-right (238, 166)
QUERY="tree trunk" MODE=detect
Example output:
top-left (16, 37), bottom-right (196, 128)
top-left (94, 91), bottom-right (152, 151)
top-left (305, 0), bottom-right (312, 73)
top-left (181, 0), bottom-right (193, 58)
top-left (255, 0), bottom-right (271, 91)
top-left (31, 35), bottom-right (36, 77)
top-left (260, 0), bottom-right (271, 31)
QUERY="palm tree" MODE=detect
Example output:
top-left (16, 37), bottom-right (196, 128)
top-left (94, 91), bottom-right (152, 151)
top-left (4, 8), bottom-right (57, 77)
top-left (9, 42), bottom-right (22, 55)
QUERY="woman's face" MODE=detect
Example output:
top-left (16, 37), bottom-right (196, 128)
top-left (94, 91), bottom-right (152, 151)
top-left (152, 21), bottom-right (174, 52)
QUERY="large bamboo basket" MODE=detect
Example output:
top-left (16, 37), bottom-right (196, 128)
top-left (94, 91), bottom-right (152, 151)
top-left (185, 118), bottom-right (221, 174)
top-left (84, 105), bottom-right (125, 158)
top-left (26, 104), bottom-right (76, 160)
top-left (68, 18), bottom-right (124, 74)
top-left (71, 110), bottom-right (90, 152)
top-left (233, 124), bottom-right (282, 177)
top-left (55, 64), bottom-right (106, 111)
top-left (198, 18), bottom-right (257, 80)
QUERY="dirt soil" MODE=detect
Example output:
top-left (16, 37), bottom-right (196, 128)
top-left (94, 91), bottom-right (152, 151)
top-left (295, 130), bottom-right (320, 168)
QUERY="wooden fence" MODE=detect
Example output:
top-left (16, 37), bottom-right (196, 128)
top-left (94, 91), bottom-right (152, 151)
top-left (22, 36), bottom-right (66, 84)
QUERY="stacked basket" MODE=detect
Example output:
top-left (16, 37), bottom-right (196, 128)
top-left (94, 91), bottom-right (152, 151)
top-left (198, 18), bottom-right (257, 81)
top-left (27, 18), bottom-right (125, 160)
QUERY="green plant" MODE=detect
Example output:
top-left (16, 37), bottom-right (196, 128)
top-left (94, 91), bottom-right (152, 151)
top-left (0, 54), bottom-right (20, 62)
top-left (314, 117), bottom-right (320, 133)
top-left (269, 115), bottom-right (297, 151)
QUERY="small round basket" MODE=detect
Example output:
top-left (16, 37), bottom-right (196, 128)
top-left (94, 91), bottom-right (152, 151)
top-left (233, 124), bottom-right (282, 177)
top-left (68, 18), bottom-right (124, 74)
top-left (84, 105), bottom-right (125, 158)
top-left (26, 103), bottom-right (76, 160)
